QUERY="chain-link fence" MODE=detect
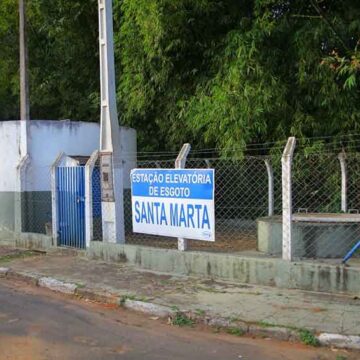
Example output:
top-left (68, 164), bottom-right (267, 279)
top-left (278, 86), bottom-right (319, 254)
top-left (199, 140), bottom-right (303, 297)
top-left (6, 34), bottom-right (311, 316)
top-left (290, 151), bottom-right (360, 259)
top-left (8, 146), bottom-right (360, 262)
top-left (92, 166), bottom-right (103, 242)
top-left (122, 156), bottom-right (283, 253)
top-left (17, 192), bottom-right (52, 235)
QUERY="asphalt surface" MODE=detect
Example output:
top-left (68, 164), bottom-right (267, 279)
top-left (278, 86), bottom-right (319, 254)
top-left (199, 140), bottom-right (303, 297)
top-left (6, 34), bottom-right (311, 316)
top-left (0, 281), bottom-right (356, 360)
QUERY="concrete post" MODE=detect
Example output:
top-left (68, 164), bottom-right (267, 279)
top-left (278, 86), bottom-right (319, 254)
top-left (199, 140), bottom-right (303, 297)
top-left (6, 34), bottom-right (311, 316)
top-left (19, 0), bottom-right (30, 121)
top-left (17, 0), bottom-right (30, 238)
top-left (175, 144), bottom-right (191, 251)
top-left (264, 159), bottom-right (274, 217)
top-left (50, 152), bottom-right (65, 246)
top-left (282, 137), bottom-right (296, 261)
top-left (98, 0), bottom-right (125, 244)
top-left (338, 151), bottom-right (347, 213)
top-left (85, 151), bottom-right (99, 248)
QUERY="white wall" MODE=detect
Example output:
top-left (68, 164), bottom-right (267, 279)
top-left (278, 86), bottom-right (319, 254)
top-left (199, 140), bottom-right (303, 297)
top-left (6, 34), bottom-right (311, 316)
top-left (26, 120), bottom-right (100, 191)
top-left (0, 122), bottom-right (21, 192)
top-left (0, 120), bottom-right (137, 192)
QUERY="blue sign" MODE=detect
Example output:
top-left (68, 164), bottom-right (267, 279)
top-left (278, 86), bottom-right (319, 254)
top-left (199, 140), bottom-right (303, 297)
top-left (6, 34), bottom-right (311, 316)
top-left (131, 169), bottom-right (215, 241)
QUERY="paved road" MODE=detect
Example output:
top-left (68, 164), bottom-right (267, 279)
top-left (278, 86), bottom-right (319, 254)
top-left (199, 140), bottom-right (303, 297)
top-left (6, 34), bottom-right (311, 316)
top-left (0, 281), bottom-right (355, 360)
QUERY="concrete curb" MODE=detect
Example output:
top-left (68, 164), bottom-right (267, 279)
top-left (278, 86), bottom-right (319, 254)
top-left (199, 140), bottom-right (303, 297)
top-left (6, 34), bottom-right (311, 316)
top-left (318, 333), bottom-right (360, 350)
top-left (0, 267), bottom-right (9, 278)
top-left (38, 277), bottom-right (77, 295)
top-left (1, 268), bottom-right (360, 350)
top-left (122, 299), bottom-right (175, 318)
top-left (6, 269), bottom-right (39, 286)
top-left (75, 287), bottom-right (119, 305)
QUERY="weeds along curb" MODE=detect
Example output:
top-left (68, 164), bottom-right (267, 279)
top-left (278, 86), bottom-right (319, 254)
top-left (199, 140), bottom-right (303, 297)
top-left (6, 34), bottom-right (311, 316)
top-left (1, 268), bottom-right (360, 351)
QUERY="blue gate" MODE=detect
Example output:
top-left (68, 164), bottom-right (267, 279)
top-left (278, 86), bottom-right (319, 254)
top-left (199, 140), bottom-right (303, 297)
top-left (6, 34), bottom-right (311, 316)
top-left (56, 166), bottom-right (85, 248)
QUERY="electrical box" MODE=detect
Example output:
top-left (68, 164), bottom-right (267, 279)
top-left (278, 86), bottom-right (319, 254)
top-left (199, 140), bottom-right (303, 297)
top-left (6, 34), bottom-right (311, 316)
top-left (100, 152), bottom-right (115, 202)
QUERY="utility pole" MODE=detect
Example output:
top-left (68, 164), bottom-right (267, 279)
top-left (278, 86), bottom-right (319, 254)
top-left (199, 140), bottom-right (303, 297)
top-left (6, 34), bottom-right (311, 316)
top-left (98, 0), bottom-right (125, 243)
top-left (19, 0), bottom-right (30, 121)
top-left (16, 0), bottom-right (30, 238)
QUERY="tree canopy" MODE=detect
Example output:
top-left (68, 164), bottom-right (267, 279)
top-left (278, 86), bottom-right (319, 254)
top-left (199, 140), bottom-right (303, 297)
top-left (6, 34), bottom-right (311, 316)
top-left (0, 0), bottom-right (359, 152)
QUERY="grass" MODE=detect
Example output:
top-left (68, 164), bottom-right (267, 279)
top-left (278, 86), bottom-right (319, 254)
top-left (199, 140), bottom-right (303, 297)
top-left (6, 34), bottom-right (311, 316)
top-left (171, 313), bottom-right (194, 327)
top-left (75, 283), bottom-right (86, 289)
top-left (299, 329), bottom-right (319, 347)
top-left (194, 309), bottom-right (205, 316)
top-left (257, 321), bottom-right (278, 328)
top-left (194, 285), bottom-right (226, 294)
top-left (0, 251), bottom-right (39, 264)
top-left (226, 327), bottom-right (245, 337)
top-left (119, 294), bottom-right (150, 306)
top-left (256, 320), bottom-right (300, 332)
top-left (336, 356), bottom-right (347, 360)
top-left (119, 294), bottom-right (137, 306)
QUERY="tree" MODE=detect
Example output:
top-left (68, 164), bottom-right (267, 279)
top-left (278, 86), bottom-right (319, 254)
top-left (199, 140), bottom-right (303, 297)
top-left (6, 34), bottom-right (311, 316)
top-left (0, 0), bottom-right (359, 153)
top-left (0, 0), bottom-right (19, 119)
top-left (118, 0), bottom-right (360, 152)
top-left (0, 0), bottom-right (99, 121)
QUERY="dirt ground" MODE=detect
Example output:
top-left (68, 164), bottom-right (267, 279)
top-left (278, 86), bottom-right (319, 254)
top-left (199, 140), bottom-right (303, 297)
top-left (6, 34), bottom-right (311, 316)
top-left (126, 232), bottom-right (258, 252)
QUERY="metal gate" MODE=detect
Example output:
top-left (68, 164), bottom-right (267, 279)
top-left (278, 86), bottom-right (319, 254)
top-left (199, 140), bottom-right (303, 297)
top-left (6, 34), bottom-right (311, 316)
top-left (56, 166), bottom-right (85, 248)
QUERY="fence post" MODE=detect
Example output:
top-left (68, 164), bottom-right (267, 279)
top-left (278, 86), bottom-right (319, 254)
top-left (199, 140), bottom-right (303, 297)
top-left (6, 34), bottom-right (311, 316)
top-left (338, 151), bottom-right (347, 213)
top-left (175, 143), bottom-right (191, 251)
top-left (282, 137), bottom-right (296, 261)
top-left (51, 152), bottom-right (65, 247)
top-left (85, 150), bottom-right (99, 248)
top-left (264, 159), bottom-right (274, 217)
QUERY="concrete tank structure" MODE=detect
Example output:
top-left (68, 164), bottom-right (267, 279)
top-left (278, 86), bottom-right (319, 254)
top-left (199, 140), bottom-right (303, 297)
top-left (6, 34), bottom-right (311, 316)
top-left (257, 213), bottom-right (360, 258)
top-left (0, 120), bottom-right (136, 242)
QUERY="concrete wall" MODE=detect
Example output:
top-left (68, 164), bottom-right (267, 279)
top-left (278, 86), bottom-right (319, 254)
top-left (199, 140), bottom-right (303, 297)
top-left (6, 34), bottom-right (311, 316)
top-left (87, 243), bottom-right (360, 296)
top-left (0, 122), bottom-right (21, 235)
top-left (257, 216), bottom-right (360, 258)
top-left (0, 121), bottom-right (21, 193)
top-left (26, 120), bottom-right (100, 192)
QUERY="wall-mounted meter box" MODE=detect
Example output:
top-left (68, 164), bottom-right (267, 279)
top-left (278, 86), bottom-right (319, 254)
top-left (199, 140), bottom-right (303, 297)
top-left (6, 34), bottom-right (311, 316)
top-left (100, 152), bottom-right (115, 202)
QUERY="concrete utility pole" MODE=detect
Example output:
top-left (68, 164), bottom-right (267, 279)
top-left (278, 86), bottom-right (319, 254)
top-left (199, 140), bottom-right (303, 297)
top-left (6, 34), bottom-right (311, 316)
top-left (19, 0), bottom-right (30, 121)
top-left (98, 0), bottom-right (125, 243)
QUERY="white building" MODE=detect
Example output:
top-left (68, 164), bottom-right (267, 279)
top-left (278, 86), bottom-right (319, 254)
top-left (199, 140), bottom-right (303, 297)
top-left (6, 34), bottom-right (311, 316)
top-left (0, 120), bottom-right (136, 242)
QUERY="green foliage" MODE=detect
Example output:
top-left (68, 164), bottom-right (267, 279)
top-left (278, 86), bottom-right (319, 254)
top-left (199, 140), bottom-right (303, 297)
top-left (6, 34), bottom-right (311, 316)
top-left (336, 355), bottom-right (347, 360)
top-left (171, 312), bottom-right (194, 327)
top-left (299, 329), bottom-right (319, 347)
top-left (0, 1), bottom-right (360, 152)
top-left (0, 0), bottom-right (19, 119)
top-left (0, 250), bottom-right (40, 263)
top-left (323, 49), bottom-right (360, 90)
top-left (226, 327), bottom-right (245, 336)
top-left (0, 0), bottom-right (99, 121)
top-left (119, 294), bottom-right (137, 306)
